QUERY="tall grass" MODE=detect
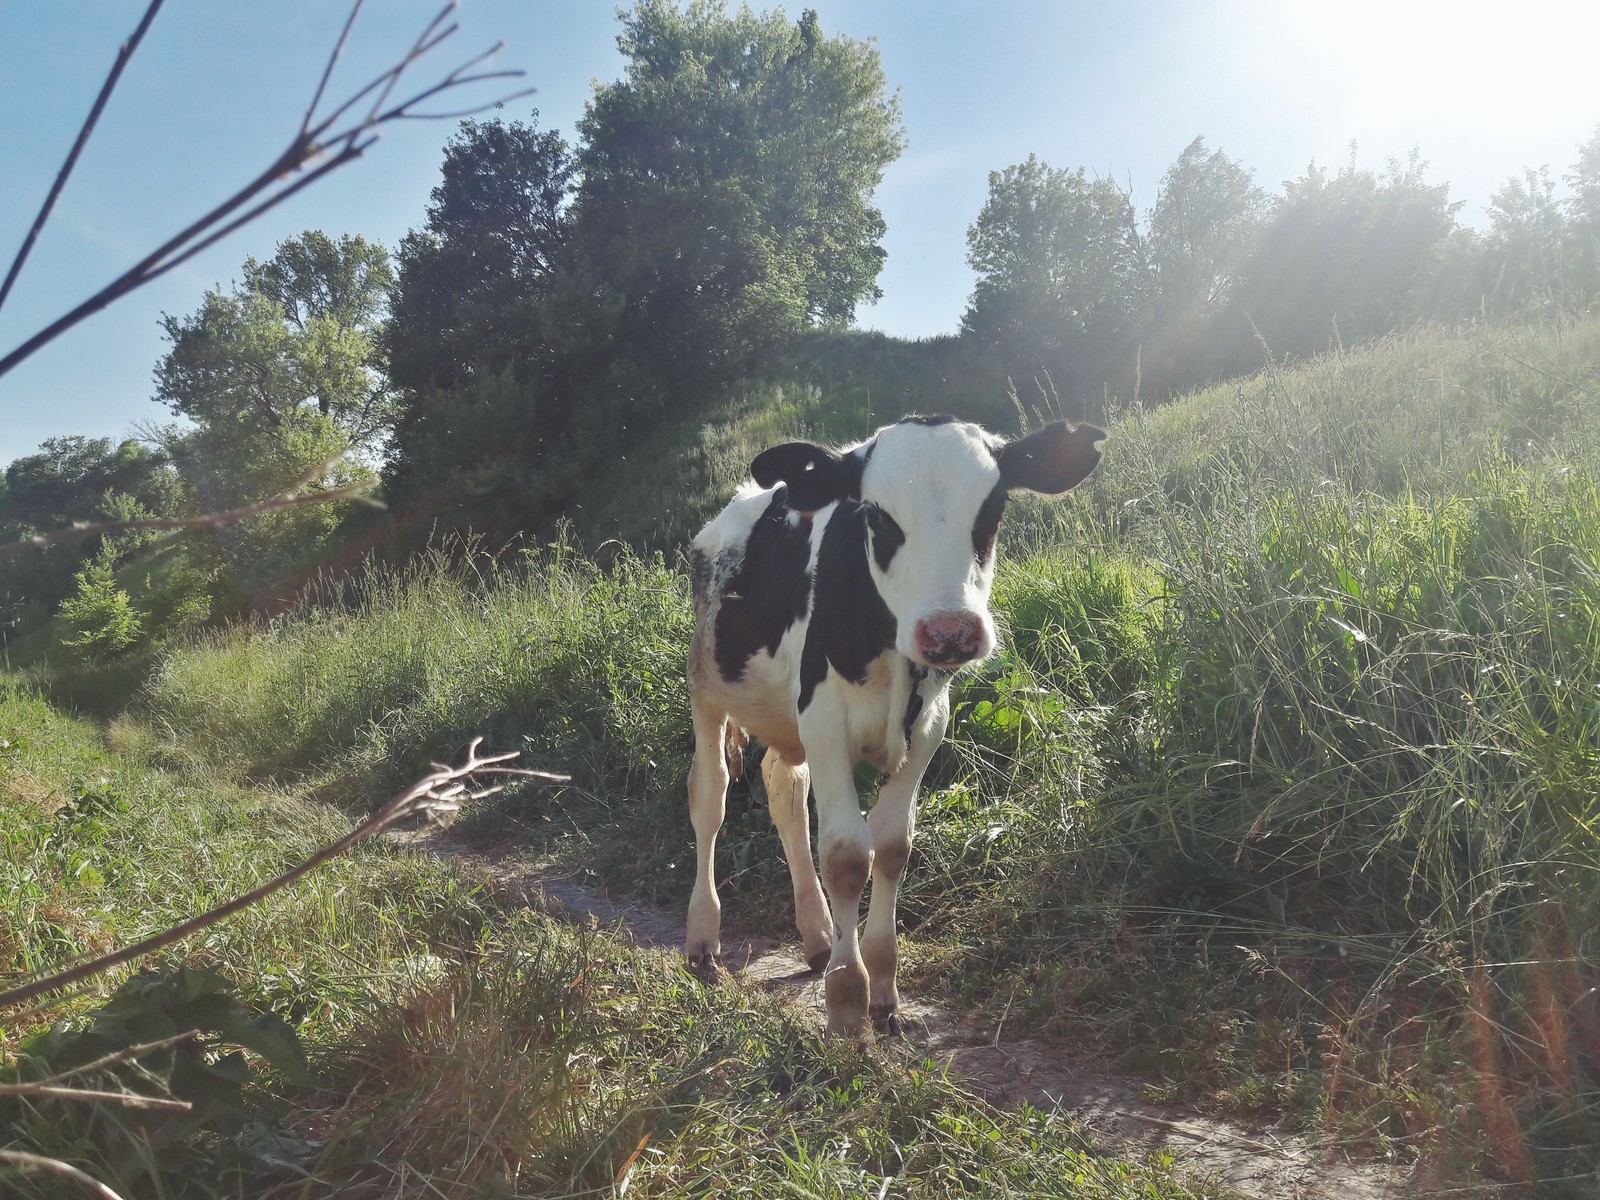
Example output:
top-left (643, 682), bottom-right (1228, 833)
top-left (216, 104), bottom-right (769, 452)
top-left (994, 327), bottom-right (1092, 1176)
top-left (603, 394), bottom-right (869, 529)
top-left (2, 688), bottom-right (1212, 1200)
top-left (128, 317), bottom-right (1600, 1187)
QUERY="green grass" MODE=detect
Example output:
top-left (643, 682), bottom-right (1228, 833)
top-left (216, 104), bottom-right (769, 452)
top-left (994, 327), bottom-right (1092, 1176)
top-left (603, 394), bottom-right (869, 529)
top-left (0, 684), bottom-right (1214, 1199)
top-left (9, 316), bottom-right (1600, 1194)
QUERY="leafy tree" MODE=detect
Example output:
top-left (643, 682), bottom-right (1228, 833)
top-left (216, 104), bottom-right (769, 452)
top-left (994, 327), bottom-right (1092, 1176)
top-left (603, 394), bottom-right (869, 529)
top-left (58, 548), bottom-right (143, 660)
top-left (962, 154), bottom-right (1146, 404)
top-left (570, 1), bottom-right (904, 398)
top-left (2, 436), bottom-right (172, 531)
top-left (152, 232), bottom-right (391, 605)
top-left (1564, 123), bottom-right (1600, 308)
top-left (155, 231), bottom-right (396, 455)
top-left (382, 116), bottom-right (575, 508)
top-left (1232, 150), bottom-right (1459, 360)
top-left (1483, 167), bottom-right (1572, 321)
top-left (385, 115), bottom-right (576, 399)
top-left (1140, 137), bottom-right (1267, 395)
top-left (0, 437), bottom-right (179, 617)
top-left (1147, 137), bottom-right (1266, 320)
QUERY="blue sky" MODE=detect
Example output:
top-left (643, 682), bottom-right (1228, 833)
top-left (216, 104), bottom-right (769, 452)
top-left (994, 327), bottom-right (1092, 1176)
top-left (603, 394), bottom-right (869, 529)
top-left (2, 0), bottom-right (1597, 464)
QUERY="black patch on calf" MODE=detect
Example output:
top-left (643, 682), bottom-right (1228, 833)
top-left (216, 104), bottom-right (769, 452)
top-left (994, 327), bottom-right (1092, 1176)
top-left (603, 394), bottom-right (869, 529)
top-left (866, 505), bottom-right (905, 572)
top-left (752, 442), bottom-right (867, 511)
top-left (971, 482), bottom-right (1007, 565)
top-left (898, 413), bottom-right (961, 427)
top-left (799, 503), bottom-right (897, 711)
top-left (903, 663), bottom-right (928, 744)
top-left (713, 488), bottom-right (814, 683)
top-left (997, 420), bottom-right (1106, 495)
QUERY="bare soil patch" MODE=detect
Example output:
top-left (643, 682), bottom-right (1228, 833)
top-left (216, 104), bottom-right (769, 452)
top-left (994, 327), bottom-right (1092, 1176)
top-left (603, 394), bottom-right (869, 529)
top-left (388, 826), bottom-right (1417, 1199)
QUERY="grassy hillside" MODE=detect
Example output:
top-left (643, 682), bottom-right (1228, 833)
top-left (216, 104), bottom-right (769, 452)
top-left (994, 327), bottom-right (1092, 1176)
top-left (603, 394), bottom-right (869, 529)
top-left (1, 687), bottom-right (1210, 1199)
top-left (7, 318), bottom-right (1600, 1193)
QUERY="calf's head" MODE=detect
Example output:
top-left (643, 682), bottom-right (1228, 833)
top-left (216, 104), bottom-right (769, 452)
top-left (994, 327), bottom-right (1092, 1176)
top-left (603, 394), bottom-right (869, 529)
top-left (752, 415), bottom-right (1105, 670)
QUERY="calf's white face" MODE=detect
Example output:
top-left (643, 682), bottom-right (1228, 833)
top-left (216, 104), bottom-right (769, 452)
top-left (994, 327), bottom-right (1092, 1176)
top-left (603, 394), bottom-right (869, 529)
top-left (748, 414), bottom-right (1108, 672)
top-left (856, 419), bottom-right (1005, 668)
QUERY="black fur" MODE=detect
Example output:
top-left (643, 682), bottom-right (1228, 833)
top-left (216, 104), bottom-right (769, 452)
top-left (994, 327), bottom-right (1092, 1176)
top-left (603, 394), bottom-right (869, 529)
top-left (751, 442), bottom-right (866, 511)
top-left (971, 482), bottom-right (1007, 565)
top-left (866, 505), bottom-right (905, 572)
top-left (997, 420), bottom-right (1107, 495)
top-left (713, 489), bottom-right (814, 683)
top-left (798, 503), bottom-right (897, 712)
top-left (902, 663), bottom-right (928, 744)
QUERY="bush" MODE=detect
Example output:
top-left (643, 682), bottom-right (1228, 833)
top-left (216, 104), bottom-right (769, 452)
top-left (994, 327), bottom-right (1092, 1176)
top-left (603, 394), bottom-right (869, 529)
top-left (57, 552), bottom-right (142, 661)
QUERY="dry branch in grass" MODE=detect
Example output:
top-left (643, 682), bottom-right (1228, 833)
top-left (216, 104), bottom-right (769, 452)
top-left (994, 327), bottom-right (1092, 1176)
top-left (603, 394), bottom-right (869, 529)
top-left (0, 738), bottom-right (566, 1011)
top-left (0, 1151), bottom-right (131, 1200)
top-left (0, 741), bottom-right (562, 1200)
top-left (0, 743), bottom-right (563, 1200)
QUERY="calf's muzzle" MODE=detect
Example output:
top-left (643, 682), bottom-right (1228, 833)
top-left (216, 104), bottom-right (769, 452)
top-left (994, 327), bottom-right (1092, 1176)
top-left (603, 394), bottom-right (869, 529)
top-left (913, 611), bottom-right (987, 666)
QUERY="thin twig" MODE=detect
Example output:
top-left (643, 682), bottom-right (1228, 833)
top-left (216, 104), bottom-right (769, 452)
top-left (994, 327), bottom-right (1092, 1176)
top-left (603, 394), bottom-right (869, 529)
top-left (0, 471), bottom-right (380, 559)
top-left (30, 1029), bottom-right (204, 1085)
top-left (0, 1084), bottom-right (192, 1112)
top-left (0, 0), bottom-right (165, 317)
top-left (0, 1151), bottom-right (129, 1200)
top-left (0, 739), bottom-right (567, 1010)
top-left (302, 0), bottom-right (363, 136)
top-left (0, 0), bottom-right (533, 382)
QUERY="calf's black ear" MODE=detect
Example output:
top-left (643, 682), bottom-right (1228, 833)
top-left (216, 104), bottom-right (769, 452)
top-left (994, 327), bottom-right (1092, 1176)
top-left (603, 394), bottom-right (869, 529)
top-left (751, 441), bottom-right (861, 511)
top-left (997, 420), bottom-right (1106, 495)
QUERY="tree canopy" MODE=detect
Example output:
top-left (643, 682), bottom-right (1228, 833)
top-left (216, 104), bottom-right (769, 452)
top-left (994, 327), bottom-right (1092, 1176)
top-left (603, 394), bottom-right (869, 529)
top-left (385, 116), bottom-right (576, 399)
top-left (962, 154), bottom-right (1145, 401)
top-left (571, 1), bottom-right (905, 391)
top-left (156, 231), bottom-right (396, 452)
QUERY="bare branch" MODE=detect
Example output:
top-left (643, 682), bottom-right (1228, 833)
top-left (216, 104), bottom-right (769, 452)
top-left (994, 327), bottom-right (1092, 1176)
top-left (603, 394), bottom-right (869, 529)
top-left (302, 0), bottom-right (364, 136)
top-left (0, 739), bottom-right (567, 1011)
top-left (0, 0), bottom-right (532, 382)
top-left (0, 1152), bottom-right (129, 1200)
top-left (28, 1030), bottom-right (204, 1085)
top-left (0, 1), bottom-right (165, 318)
top-left (0, 458), bottom-right (382, 560)
top-left (0, 1083), bottom-right (192, 1113)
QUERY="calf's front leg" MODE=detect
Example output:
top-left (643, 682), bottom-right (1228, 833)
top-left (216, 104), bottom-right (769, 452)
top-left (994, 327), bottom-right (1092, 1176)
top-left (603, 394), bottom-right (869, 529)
top-left (801, 706), bottom-right (875, 1038)
top-left (762, 752), bottom-right (833, 971)
top-left (862, 691), bottom-right (948, 1035)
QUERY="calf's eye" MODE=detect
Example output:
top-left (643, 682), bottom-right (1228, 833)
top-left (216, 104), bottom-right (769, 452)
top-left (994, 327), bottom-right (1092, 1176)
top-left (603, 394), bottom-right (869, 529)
top-left (865, 504), bottom-right (905, 571)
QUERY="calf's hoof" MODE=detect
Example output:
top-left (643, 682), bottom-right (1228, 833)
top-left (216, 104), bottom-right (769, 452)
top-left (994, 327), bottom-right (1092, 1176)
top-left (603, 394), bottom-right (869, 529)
top-left (685, 947), bottom-right (727, 980)
top-left (869, 1004), bottom-right (902, 1038)
top-left (824, 962), bottom-right (871, 1039)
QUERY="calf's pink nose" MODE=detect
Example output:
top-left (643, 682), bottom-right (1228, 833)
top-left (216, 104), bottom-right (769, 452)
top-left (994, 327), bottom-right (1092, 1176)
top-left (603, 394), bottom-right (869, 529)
top-left (914, 612), bottom-right (984, 665)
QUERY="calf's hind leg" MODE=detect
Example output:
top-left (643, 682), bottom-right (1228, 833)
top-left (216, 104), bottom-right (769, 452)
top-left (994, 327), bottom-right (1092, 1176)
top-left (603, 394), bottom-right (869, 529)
top-left (762, 752), bottom-right (833, 971)
top-left (685, 699), bottom-right (731, 973)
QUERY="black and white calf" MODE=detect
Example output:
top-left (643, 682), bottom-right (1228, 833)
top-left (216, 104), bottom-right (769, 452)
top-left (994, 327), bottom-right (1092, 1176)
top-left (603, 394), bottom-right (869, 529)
top-left (685, 415), bottom-right (1104, 1037)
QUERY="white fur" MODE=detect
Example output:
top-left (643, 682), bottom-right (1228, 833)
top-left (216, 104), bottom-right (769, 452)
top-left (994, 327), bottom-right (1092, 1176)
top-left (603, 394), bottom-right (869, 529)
top-left (858, 421), bottom-right (1003, 665)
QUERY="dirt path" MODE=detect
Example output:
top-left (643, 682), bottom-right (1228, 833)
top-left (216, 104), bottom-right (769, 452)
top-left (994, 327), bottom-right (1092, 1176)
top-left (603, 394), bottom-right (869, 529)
top-left (389, 827), bottom-right (1415, 1199)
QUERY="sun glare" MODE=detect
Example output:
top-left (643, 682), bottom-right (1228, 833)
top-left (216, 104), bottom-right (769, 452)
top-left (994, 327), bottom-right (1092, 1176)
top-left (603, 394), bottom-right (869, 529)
top-left (1299, 1), bottom-right (1600, 132)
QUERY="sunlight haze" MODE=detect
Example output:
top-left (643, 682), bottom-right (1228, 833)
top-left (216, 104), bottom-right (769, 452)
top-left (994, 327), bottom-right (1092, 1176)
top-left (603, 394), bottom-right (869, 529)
top-left (1, 0), bottom-right (1595, 462)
